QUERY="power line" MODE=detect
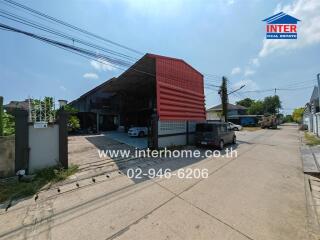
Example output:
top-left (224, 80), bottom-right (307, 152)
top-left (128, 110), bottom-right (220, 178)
top-left (2, 0), bottom-right (143, 55)
top-left (1, 22), bottom-right (222, 94)
top-left (0, 1), bottom-right (225, 81)
top-left (0, 9), bottom-right (138, 62)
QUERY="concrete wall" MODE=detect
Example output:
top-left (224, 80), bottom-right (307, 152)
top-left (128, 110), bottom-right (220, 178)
top-left (29, 124), bottom-right (59, 173)
top-left (158, 135), bottom-right (186, 148)
top-left (206, 111), bottom-right (220, 120)
top-left (0, 136), bottom-right (15, 178)
top-left (157, 120), bottom-right (202, 148)
top-left (313, 115), bottom-right (318, 136)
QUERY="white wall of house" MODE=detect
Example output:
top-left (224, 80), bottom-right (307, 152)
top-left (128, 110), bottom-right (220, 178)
top-left (313, 115), bottom-right (318, 135)
top-left (206, 111), bottom-right (220, 120)
top-left (303, 114), bottom-right (311, 132)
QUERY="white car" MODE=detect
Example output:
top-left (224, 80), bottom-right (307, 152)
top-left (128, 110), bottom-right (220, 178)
top-left (228, 122), bottom-right (242, 131)
top-left (128, 127), bottom-right (148, 137)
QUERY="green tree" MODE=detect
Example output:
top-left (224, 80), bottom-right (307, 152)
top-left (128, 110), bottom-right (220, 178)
top-left (3, 112), bottom-right (15, 136)
top-left (64, 105), bottom-right (80, 132)
top-left (263, 95), bottom-right (281, 114)
top-left (292, 107), bottom-right (304, 123)
top-left (248, 100), bottom-right (264, 115)
top-left (283, 115), bottom-right (293, 123)
top-left (236, 98), bottom-right (254, 108)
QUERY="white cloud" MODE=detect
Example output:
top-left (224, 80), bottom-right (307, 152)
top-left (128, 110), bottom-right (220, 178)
top-left (259, 0), bottom-right (320, 57)
top-left (103, 0), bottom-right (184, 17)
top-left (231, 67), bottom-right (241, 75)
top-left (250, 58), bottom-right (260, 67)
top-left (244, 68), bottom-right (255, 76)
top-left (83, 72), bottom-right (99, 79)
top-left (59, 85), bottom-right (67, 91)
top-left (90, 59), bottom-right (116, 71)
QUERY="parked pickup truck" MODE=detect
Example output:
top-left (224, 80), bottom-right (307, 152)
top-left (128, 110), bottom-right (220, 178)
top-left (259, 115), bottom-right (278, 129)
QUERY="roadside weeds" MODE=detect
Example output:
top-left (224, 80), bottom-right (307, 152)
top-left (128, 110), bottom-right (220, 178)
top-left (305, 132), bottom-right (320, 146)
top-left (0, 165), bottom-right (78, 204)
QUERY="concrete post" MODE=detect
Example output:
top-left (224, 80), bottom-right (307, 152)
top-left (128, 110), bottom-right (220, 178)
top-left (317, 73), bottom-right (320, 136)
top-left (96, 112), bottom-right (100, 133)
top-left (14, 109), bottom-right (29, 173)
top-left (0, 96), bottom-right (3, 136)
top-left (57, 109), bottom-right (68, 168)
top-left (186, 120), bottom-right (189, 145)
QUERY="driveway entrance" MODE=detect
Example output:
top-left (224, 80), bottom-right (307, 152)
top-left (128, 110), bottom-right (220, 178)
top-left (103, 131), bottom-right (147, 149)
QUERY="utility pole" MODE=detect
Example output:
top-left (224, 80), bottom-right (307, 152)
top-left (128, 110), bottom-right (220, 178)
top-left (0, 96), bottom-right (3, 136)
top-left (274, 88), bottom-right (277, 96)
top-left (317, 73), bottom-right (320, 112)
top-left (220, 76), bottom-right (228, 122)
top-left (218, 77), bottom-right (245, 122)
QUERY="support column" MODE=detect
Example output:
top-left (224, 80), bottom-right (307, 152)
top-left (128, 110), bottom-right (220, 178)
top-left (14, 109), bottom-right (29, 173)
top-left (96, 112), bottom-right (100, 133)
top-left (186, 120), bottom-right (189, 145)
top-left (57, 109), bottom-right (68, 169)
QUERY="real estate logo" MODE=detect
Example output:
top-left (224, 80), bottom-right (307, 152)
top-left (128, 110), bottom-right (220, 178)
top-left (262, 12), bottom-right (300, 39)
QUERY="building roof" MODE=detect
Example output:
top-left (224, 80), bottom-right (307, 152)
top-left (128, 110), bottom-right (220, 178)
top-left (146, 53), bottom-right (203, 77)
top-left (70, 53), bottom-right (204, 107)
top-left (263, 12), bottom-right (300, 24)
top-left (310, 86), bottom-right (319, 102)
top-left (4, 100), bottom-right (29, 111)
top-left (207, 103), bottom-right (247, 111)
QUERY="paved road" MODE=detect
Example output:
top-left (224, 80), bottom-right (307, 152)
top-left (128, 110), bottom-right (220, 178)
top-left (0, 126), bottom-right (315, 240)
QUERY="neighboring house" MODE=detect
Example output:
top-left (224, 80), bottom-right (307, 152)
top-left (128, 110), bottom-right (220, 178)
top-left (206, 103), bottom-right (262, 126)
top-left (4, 100), bottom-right (29, 114)
top-left (303, 103), bottom-right (312, 131)
top-left (304, 86), bottom-right (319, 135)
top-left (206, 103), bottom-right (247, 120)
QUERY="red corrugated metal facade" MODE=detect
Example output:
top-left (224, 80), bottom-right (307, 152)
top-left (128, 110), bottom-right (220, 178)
top-left (151, 54), bottom-right (205, 120)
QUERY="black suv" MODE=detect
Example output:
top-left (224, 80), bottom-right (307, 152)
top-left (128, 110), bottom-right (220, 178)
top-left (195, 122), bottom-right (236, 149)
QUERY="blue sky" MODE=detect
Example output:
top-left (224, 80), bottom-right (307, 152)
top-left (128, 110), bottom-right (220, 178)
top-left (1, 0), bottom-right (319, 114)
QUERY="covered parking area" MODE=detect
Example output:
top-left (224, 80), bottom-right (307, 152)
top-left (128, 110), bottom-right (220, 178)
top-left (71, 53), bottom-right (205, 149)
top-left (97, 55), bottom-right (157, 149)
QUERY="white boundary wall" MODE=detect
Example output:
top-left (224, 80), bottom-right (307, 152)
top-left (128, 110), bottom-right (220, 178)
top-left (157, 120), bottom-right (203, 148)
top-left (29, 124), bottom-right (59, 173)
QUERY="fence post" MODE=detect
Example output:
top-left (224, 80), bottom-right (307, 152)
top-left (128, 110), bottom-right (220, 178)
top-left (14, 109), bottom-right (29, 173)
top-left (0, 96), bottom-right (3, 136)
top-left (57, 109), bottom-right (68, 168)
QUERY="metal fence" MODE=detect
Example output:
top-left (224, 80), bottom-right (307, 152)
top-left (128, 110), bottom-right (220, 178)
top-left (28, 97), bottom-right (56, 123)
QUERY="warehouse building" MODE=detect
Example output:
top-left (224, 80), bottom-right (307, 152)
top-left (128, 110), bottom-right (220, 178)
top-left (71, 53), bottom-right (206, 149)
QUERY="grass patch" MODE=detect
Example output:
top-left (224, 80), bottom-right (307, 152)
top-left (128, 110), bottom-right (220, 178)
top-left (0, 165), bottom-right (78, 203)
top-left (242, 127), bottom-right (261, 131)
top-left (305, 132), bottom-right (320, 146)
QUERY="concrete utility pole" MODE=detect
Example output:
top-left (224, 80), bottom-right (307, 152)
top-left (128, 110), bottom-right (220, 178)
top-left (220, 76), bottom-right (228, 122)
top-left (317, 73), bottom-right (320, 112)
top-left (0, 96), bottom-right (3, 136)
